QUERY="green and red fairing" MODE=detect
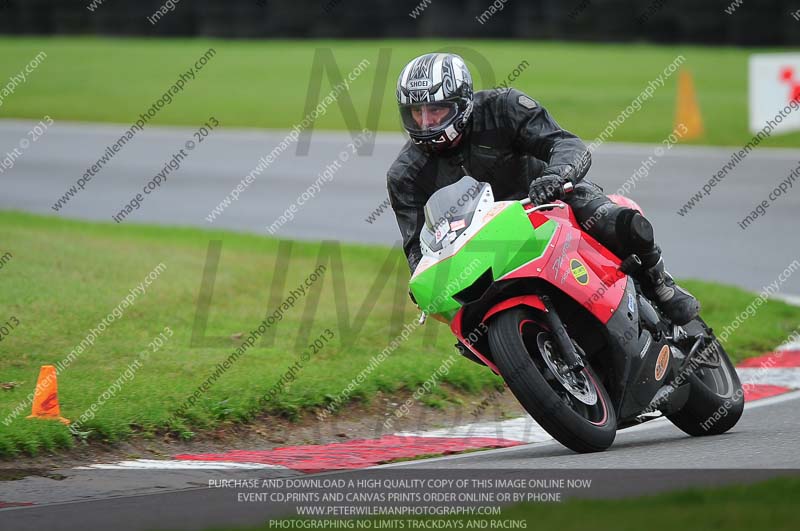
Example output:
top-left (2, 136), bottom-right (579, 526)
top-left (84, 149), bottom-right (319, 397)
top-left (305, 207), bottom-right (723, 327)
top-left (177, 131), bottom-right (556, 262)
top-left (409, 177), bottom-right (630, 363)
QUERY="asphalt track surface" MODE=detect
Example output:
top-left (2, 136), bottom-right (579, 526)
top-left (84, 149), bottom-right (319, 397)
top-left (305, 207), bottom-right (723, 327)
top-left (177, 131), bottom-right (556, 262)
top-left (1, 392), bottom-right (799, 531)
top-left (1, 120), bottom-right (799, 297)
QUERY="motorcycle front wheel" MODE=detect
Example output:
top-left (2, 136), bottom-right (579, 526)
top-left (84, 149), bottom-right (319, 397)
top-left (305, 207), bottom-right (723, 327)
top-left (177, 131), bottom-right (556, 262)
top-left (488, 307), bottom-right (616, 453)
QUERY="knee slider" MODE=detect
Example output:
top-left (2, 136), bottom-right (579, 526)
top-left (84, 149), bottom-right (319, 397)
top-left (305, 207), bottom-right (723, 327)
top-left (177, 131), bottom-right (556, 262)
top-left (616, 210), bottom-right (654, 252)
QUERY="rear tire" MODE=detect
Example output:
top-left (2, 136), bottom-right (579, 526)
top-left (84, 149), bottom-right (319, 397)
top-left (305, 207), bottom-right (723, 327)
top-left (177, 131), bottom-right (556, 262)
top-left (667, 322), bottom-right (744, 436)
top-left (488, 307), bottom-right (616, 453)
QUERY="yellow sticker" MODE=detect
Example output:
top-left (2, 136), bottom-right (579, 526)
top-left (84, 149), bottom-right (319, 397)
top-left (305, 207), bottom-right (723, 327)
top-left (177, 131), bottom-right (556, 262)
top-left (570, 258), bottom-right (589, 285)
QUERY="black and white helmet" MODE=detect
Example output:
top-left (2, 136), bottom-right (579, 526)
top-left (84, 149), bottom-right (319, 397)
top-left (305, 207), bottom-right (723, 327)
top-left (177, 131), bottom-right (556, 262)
top-left (396, 53), bottom-right (473, 152)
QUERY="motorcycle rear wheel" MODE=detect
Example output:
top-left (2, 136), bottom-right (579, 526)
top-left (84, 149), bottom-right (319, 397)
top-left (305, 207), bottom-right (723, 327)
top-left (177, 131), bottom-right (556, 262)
top-left (488, 307), bottom-right (617, 453)
top-left (667, 320), bottom-right (744, 436)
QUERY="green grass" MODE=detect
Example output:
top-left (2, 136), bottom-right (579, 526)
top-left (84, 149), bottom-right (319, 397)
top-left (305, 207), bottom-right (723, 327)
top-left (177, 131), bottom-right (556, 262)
top-left (0, 211), bottom-right (798, 458)
top-left (216, 476), bottom-right (800, 531)
top-left (0, 37), bottom-right (799, 147)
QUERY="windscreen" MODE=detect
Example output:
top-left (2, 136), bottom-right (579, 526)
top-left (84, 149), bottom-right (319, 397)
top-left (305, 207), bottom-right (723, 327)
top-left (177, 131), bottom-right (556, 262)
top-left (420, 176), bottom-right (489, 252)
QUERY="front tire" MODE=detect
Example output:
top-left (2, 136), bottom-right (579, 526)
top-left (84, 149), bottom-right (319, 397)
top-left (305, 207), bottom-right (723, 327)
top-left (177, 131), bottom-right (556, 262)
top-left (488, 307), bottom-right (617, 453)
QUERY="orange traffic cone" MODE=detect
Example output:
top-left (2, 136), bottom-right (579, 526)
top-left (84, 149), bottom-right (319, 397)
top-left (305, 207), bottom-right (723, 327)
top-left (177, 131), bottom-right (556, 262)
top-left (26, 365), bottom-right (70, 425)
top-left (674, 68), bottom-right (704, 140)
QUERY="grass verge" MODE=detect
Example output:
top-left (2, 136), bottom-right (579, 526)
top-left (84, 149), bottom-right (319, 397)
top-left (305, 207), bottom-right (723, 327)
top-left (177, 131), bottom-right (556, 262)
top-left (0, 37), bottom-right (798, 147)
top-left (0, 211), bottom-right (798, 458)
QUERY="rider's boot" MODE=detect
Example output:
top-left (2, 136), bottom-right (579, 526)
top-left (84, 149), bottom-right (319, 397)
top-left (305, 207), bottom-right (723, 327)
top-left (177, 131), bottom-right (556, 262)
top-left (639, 254), bottom-right (700, 326)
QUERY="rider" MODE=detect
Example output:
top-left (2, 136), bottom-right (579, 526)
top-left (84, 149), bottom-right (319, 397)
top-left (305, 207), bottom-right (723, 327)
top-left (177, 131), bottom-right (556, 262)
top-left (387, 52), bottom-right (699, 326)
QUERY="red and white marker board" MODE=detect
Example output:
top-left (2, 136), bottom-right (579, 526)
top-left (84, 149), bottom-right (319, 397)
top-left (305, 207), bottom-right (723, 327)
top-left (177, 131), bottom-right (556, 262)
top-left (748, 53), bottom-right (800, 135)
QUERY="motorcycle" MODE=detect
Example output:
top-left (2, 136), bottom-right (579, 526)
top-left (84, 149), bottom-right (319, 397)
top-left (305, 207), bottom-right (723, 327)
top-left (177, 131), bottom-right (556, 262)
top-left (409, 175), bottom-right (743, 452)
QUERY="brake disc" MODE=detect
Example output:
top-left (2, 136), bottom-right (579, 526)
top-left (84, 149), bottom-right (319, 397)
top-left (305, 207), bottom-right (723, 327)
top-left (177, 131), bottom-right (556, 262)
top-left (536, 332), bottom-right (597, 406)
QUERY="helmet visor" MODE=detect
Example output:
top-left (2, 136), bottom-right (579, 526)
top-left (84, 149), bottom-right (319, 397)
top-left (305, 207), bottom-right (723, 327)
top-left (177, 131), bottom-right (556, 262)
top-left (399, 102), bottom-right (458, 136)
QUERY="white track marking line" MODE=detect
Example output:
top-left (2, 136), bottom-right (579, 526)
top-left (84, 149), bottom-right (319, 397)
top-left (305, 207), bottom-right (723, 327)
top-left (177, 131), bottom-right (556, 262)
top-left (772, 293), bottom-right (800, 308)
top-left (374, 391), bottom-right (800, 469)
top-left (73, 375), bottom-right (800, 471)
top-left (395, 416), bottom-right (553, 444)
top-left (737, 368), bottom-right (800, 388)
top-left (396, 366), bottom-right (799, 443)
top-left (777, 341), bottom-right (800, 351)
top-left (75, 460), bottom-right (287, 470)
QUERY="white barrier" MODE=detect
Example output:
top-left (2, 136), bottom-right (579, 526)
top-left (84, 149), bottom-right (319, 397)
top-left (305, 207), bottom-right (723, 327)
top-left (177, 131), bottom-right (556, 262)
top-left (749, 53), bottom-right (800, 135)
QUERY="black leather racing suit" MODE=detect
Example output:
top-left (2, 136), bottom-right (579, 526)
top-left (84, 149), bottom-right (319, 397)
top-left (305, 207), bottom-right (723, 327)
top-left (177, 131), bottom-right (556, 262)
top-left (387, 88), bottom-right (661, 274)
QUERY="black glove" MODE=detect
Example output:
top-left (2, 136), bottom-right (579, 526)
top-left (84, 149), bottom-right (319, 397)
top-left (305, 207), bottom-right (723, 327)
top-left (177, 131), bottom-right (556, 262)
top-left (529, 174), bottom-right (567, 206)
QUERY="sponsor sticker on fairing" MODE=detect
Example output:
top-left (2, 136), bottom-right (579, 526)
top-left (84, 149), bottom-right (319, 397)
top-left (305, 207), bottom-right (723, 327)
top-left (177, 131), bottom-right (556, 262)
top-left (655, 345), bottom-right (670, 381)
top-left (434, 218), bottom-right (449, 243)
top-left (570, 258), bottom-right (589, 285)
top-left (449, 219), bottom-right (466, 231)
top-left (481, 203), bottom-right (506, 222)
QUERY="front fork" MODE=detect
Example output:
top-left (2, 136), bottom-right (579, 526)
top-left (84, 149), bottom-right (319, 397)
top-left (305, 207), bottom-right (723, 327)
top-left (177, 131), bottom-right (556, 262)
top-left (540, 295), bottom-right (585, 373)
